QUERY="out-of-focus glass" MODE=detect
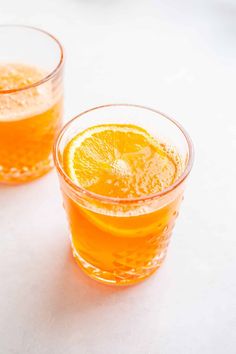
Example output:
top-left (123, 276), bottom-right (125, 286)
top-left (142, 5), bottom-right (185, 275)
top-left (0, 25), bottom-right (64, 184)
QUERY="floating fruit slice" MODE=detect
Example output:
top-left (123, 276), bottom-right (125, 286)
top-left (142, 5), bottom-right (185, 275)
top-left (63, 124), bottom-right (180, 199)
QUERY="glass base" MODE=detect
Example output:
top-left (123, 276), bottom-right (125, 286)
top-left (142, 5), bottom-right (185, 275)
top-left (0, 155), bottom-right (54, 184)
top-left (71, 243), bottom-right (166, 286)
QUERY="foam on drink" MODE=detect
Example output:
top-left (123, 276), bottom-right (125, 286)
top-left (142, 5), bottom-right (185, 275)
top-left (0, 63), bottom-right (54, 121)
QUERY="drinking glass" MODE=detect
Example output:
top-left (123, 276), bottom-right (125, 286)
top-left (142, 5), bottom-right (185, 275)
top-left (0, 25), bottom-right (64, 184)
top-left (54, 104), bottom-right (194, 285)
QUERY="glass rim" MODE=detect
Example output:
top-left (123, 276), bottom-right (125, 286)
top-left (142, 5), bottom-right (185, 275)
top-left (0, 24), bottom-right (64, 95)
top-left (54, 104), bottom-right (194, 205)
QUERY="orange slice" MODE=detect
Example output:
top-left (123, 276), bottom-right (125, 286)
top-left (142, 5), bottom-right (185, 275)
top-left (63, 124), bottom-right (181, 199)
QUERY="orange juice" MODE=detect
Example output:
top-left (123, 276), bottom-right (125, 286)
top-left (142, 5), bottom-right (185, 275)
top-left (0, 63), bottom-right (63, 183)
top-left (63, 191), bottom-right (183, 285)
top-left (57, 122), bottom-right (187, 285)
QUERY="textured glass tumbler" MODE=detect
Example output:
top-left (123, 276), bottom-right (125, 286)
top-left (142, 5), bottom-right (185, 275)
top-left (0, 25), bottom-right (64, 184)
top-left (54, 104), bottom-right (194, 285)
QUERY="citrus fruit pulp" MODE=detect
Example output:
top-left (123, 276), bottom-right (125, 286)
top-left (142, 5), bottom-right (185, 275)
top-left (63, 124), bottom-right (182, 199)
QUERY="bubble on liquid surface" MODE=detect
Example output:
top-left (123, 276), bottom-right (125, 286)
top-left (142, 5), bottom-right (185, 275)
top-left (112, 159), bottom-right (131, 176)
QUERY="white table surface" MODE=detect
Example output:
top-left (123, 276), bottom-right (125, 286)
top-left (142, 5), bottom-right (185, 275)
top-left (0, 1), bottom-right (236, 353)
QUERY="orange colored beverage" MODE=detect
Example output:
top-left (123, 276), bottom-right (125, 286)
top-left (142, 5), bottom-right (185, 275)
top-left (63, 191), bottom-right (183, 285)
top-left (0, 63), bottom-right (63, 183)
top-left (54, 105), bottom-right (193, 285)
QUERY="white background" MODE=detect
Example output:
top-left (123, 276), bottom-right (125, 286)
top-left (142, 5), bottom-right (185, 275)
top-left (0, 1), bottom-right (236, 353)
